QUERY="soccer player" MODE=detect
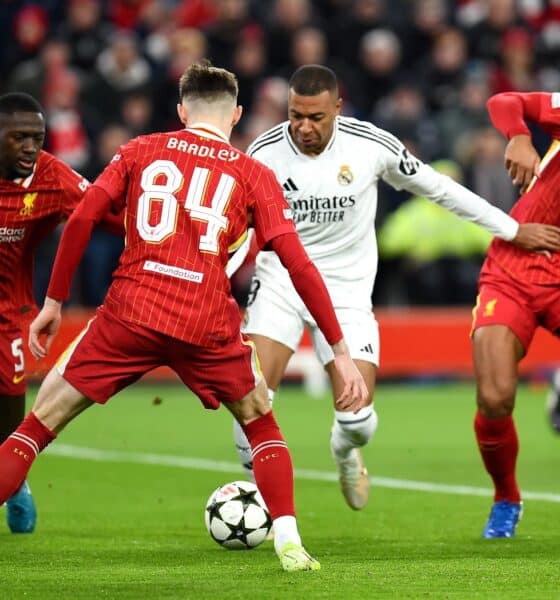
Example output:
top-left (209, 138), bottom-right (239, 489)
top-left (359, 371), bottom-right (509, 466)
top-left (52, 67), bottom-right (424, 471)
top-left (0, 92), bottom-right (121, 533)
top-left (471, 90), bottom-right (560, 538)
top-left (231, 64), bottom-right (560, 511)
top-left (0, 63), bottom-right (368, 572)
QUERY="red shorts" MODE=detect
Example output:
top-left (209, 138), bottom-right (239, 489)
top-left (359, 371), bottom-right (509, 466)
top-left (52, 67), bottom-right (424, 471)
top-left (0, 328), bottom-right (26, 396)
top-left (57, 306), bottom-right (262, 409)
top-left (471, 258), bottom-right (560, 351)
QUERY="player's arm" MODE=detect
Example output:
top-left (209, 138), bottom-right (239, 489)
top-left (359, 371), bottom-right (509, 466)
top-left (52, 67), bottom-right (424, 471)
top-left (268, 232), bottom-right (368, 412)
top-left (28, 185), bottom-right (116, 359)
top-left (58, 160), bottom-right (126, 237)
top-left (380, 134), bottom-right (560, 253)
top-left (487, 92), bottom-right (560, 193)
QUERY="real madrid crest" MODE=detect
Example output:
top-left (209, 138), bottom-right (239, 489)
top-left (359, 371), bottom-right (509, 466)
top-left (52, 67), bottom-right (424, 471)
top-left (337, 165), bottom-right (353, 186)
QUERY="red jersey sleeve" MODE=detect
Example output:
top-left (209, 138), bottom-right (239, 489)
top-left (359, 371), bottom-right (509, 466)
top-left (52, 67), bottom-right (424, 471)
top-left (92, 141), bottom-right (135, 212)
top-left (487, 92), bottom-right (560, 139)
top-left (52, 158), bottom-right (90, 217)
top-left (270, 233), bottom-right (343, 345)
top-left (52, 155), bottom-right (125, 236)
top-left (246, 161), bottom-right (296, 249)
top-left (47, 186), bottom-right (115, 301)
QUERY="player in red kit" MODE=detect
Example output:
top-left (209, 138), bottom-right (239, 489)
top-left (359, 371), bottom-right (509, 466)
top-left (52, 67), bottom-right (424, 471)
top-left (471, 91), bottom-right (560, 538)
top-left (0, 92), bottom-right (113, 534)
top-left (0, 63), bottom-right (367, 571)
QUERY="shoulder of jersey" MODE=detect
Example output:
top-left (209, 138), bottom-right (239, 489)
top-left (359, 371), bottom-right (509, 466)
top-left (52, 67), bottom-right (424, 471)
top-left (33, 150), bottom-right (62, 181)
top-left (337, 116), bottom-right (402, 156)
top-left (246, 122), bottom-right (288, 158)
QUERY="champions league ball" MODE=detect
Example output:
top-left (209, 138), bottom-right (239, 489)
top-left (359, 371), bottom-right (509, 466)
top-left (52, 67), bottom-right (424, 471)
top-left (204, 480), bottom-right (272, 549)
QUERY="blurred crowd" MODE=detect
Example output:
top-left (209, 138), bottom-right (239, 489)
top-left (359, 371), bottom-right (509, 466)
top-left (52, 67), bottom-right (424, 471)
top-left (1, 0), bottom-right (558, 307)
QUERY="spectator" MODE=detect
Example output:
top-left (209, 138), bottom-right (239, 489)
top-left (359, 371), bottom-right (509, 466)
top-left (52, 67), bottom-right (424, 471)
top-left (489, 27), bottom-right (537, 94)
top-left (326, 0), bottom-right (390, 67)
top-left (466, 0), bottom-right (527, 62)
top-left (56, 0), bottom-right (111, 73)
top-left (265, 0), bottom-right (316, 71)
top-left (204, 0), bottom-right (253, 70)
top-left (232, 26), bottom-right (268, 114)
top-left (420, 27), bottom-right (470, 111)
top-left (83, 30), bottom-right (152, 125)
top-left (43, 69), bottom-right (90, 171)
top-left (355, 28), bottom-right (404, 116)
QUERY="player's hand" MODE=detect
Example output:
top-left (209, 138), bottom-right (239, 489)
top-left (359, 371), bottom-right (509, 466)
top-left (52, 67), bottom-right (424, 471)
top-left (29, 297), bottom-right (63, 359)
top-left (331, 340), bottom-right (369, 412)
top-left (512, 223), bottom-right (560, 257)
top-left (504, 134), bottom-right (540, 194)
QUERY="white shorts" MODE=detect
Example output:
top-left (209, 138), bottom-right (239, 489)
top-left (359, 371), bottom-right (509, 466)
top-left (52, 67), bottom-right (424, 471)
top-left (243, 282), bottom-right (379, 367)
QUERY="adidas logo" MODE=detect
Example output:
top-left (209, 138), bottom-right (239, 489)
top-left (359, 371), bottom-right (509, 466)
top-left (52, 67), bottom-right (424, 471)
top-left (360, 343), bottom-right (374, 354)
top-left (282, 178), bottom-right (298, 192)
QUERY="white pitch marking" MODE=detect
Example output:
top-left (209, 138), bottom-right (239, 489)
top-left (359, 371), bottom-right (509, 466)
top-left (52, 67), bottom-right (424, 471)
top-left (45, 444), bottom-right (560, 503)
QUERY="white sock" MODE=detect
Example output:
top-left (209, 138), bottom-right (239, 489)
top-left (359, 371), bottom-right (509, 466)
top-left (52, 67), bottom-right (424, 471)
top-left (232, 389), bottom-right (275, 480)
top-left (273, 515), bottom-right (301, 554)
top-left (331, 405), bottom-right (378, 460)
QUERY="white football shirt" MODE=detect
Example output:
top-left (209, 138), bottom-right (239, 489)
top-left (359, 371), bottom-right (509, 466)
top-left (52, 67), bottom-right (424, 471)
top-left (244, 116), bottom-right (518, 308)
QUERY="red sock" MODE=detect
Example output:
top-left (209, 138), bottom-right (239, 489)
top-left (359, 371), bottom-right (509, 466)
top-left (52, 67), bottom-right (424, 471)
top-left (0, 412), bottom-right (56, 503)
top-left (474, 411), bottom-right (520, 502)
top-left (243, 411), bottom-right (295, 520)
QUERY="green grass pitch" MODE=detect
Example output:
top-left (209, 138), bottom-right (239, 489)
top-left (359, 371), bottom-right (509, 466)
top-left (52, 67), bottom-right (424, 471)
top-left (1, 382), bottom-right (559, 599)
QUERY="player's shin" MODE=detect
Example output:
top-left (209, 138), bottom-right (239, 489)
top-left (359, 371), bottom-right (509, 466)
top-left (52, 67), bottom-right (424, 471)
top-left (242, 410), bottom-right (300, 550)
top-left (474, 411), bottom-right (520, 502)
top-left (233, 389), bottom-right (274, 480)
top-left (0, 412), bottom-right (56, 504)
top-left (331, 404), bottom-right (378, 459)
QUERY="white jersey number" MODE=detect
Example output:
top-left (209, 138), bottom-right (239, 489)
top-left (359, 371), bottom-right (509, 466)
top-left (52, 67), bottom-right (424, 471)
top-left (137, 160), bottom-right (233, 252)
top-left (11, 338), bottom-right (24, 373)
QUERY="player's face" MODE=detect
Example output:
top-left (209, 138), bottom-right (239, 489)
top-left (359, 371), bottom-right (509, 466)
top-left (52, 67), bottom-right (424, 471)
top-left (288, 89), bottom-right (341, 156)
top-left (0, 111), bottom-right (45, 180)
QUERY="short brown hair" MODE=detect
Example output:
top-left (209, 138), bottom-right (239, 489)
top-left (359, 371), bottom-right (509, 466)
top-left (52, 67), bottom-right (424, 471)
top-left (178, 61), bottom-right (238, 103)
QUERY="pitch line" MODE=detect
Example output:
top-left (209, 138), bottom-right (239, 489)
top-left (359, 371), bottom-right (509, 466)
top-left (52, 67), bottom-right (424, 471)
top-left (46, 444), bottom-right (560, 504)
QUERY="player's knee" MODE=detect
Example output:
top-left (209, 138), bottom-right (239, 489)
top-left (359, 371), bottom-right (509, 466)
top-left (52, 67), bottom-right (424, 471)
top-left (335, 405), bottom-right (378, 447)
top-left (230, 381), bottom-right (271, 426)
top-left (476, 380), bottom-right (515, 417)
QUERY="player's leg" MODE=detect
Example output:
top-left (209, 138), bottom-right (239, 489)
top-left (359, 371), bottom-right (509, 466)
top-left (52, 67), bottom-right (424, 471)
top-left (546, 368), bottom-right (560, 433)
top-left (472, 324), bottom-right (525, 538)
top-left (234, 282), bottom-right (304, 480)
top-left (316, 309), bottom-right (379, 510)
top-left (541, 290), bottom-right (560, 434)
top-left (0, 367), bottom-right (92, 505)
top-left (0, 308), bottom-right (162, 513)
top-left (325, 359), bottom-right (377, 509)
top-left (226, 381), bottom-right (319, 571)
top-left (173, 334), bottom-right (319, 571)
top-left (0, 393), bottom-right (37, 533)
top-left (232, 335), bottom-right (294, 479)
top-left (0, 332), bottom-right (36, 532)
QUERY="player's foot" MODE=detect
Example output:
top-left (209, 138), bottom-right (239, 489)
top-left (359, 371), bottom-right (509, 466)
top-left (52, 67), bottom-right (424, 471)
top-left (482, 500), bottom-right (522, 538)
top-left (333, 447), bottom-right (369, 510)
top-left (546, 370), bottom-right (560, 433)
top-left (6, 480), bottom-right (36, 533)
top-left (277, 542), bottom-right (321, 572)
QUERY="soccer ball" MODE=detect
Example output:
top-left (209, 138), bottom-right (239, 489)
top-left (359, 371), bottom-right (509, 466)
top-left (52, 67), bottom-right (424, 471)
top-left (204, 480), bottom-right (272, 549)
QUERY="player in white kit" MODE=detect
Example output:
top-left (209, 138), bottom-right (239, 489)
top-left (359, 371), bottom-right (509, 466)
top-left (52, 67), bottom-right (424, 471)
top-left (231, 65), bottom-right (559, 510)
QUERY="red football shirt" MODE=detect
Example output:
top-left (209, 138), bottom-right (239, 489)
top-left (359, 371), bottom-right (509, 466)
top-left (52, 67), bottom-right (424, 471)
top-left (0, 150), bottom-right (88, 330)
top-left (485, 92), bottom-right (560, 284)
top-left (92, 125), bottom-right (295, 346)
